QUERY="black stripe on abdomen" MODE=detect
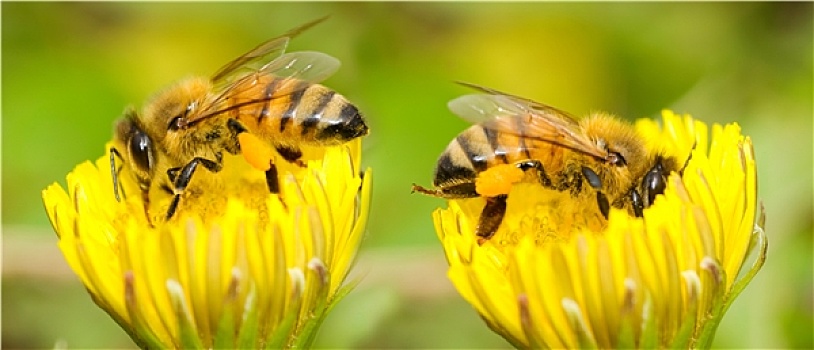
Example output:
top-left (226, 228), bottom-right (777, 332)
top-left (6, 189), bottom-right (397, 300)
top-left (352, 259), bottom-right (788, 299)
top-left (279, 81), bottom-right (308, 132)
top-left (300, 90), bottom-right (336, 136)
top-left (433, 152), bottom-right (477, 187)
top-left (483, 127), bottom-right (508, 164)
top-left (455, 134), bottom-right (488, 172)
top-left (338, 102), bottom-right (359, 122)
top-left (258, 78), bottom-right (282, 124)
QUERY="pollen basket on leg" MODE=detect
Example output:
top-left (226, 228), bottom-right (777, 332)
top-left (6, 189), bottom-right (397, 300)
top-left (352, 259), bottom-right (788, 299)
top-left (238, 133), bottom-right (273, 171)
top-left (475, 164), bottom-right (524, 197)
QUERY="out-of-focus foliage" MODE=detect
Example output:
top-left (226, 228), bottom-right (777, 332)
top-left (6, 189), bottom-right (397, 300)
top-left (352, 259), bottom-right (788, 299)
top-left (3, 3), bottom-right (811, 348)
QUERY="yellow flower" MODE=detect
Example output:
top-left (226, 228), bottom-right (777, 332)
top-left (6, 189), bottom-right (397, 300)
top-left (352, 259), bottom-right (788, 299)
top-left (42, 140), bottom-right (371, 349)
top-left (433, 111), bottom-right (766, 349)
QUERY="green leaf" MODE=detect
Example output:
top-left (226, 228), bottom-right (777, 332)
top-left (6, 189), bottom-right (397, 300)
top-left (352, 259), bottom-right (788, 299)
top-left (91, 290), bottom-right (165, 350)
top-left (561, 298), bottom-right (597, 350)
top-left (266, 290), bottom-right (302, 350)
top-left (693, 262), bottom-right (727, 348)
top-left (616, 311), bottom-right (637, 349)
top-left (167, 283), bottom-right (204, 349)
top-left (669, 295), bottom-right (698, 349)
top-left (292, 265), bottom-right (336, 349)
top-left (213, 296), bottom-right (237, 349)
top-left (236, 287), bottom-right (261, 349)
top-left (639, 294), bottom-right (658, 350)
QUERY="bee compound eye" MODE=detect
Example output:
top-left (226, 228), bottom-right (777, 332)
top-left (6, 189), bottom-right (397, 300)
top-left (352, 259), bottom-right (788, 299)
top-left (129, 129), bottom-right (154, 173)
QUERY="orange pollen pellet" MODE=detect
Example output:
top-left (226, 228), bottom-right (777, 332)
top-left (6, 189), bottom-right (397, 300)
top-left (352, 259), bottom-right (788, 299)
top-left (475, 164), bottom-right (525, 197)
top-left (238, 133), bottom-right (273, 171)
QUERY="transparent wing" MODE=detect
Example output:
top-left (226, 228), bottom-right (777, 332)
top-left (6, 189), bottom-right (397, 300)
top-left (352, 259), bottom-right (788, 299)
top-left (211, 16), bottom-right (328, 82)
top-left (256, 51), bottom-right (340, 88)
top-left (448, 82), bottom-right (608, 160)
top-left (209, 51), bottom-right (340, 102)
top-left (450, 81), bottom-right (580, 124)
top-left (448, 93), bottom-right (533, 124)
top-left (188, 18), bottom-right (343, 124)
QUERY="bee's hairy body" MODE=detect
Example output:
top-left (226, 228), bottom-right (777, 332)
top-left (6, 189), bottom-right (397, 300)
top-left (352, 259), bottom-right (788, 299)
top-left (226, 74), bottom-right (366, 149)
top-left (433, 113), bottom-right (674, 207)
top-left (413, 83), bottom-right (687, 243)
top-left (110, 18), bottom-right (368, 223)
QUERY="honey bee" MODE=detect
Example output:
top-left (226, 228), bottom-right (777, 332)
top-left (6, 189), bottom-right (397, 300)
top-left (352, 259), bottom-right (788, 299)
top-left (413, 82), bottom-right (690, 243)
top-left (110, 17), bottom-right (368, 221)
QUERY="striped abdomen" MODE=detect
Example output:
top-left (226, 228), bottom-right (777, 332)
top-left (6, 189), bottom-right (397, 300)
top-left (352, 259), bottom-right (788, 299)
top-left (433, 124), bottom-right (569, 188)
top-left (230, 76), bottom-right (367, 147)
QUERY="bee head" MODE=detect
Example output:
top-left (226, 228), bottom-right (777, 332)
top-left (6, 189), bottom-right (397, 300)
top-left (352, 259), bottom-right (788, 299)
top-left (639, 155), bottom-right (680, 207)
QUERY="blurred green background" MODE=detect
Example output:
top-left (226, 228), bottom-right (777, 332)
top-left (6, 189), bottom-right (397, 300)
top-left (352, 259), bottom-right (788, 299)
top-left (3, 3), bottom-right (811, 348)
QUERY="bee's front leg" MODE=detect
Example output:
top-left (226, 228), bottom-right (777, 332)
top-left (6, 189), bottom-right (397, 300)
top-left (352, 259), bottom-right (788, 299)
top-left (411, 181), bottom-right (479, 199)
top-left (165, 154), bottom-right (223, 220)
top-left (630, 188), bottom-right (644, 217)
top-left (515, 160), bottom-right (553, 188)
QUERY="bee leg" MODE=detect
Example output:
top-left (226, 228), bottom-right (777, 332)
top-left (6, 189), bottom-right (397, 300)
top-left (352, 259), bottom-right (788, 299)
top-left (476, 195), bottom-right (508, 245)
top-left (410, 183), bottom-right (436, 195)
top-left (275, 145), bottom-right (305, 167)
top-left (227, 118), bottom-right (249, 134)
top-left (110, 144), bottom-right (153, 226)
top-left (630, 189), bottom-right (644, 217)
top-left (596, 192), bottom-right (610, 219)
top-left (165, 156), bottom-right (223, 220)
top-left (109, 147), bottom-right (126, 202)
top-left (265, 162), bottom-right (280, 194)
top-left (678, 142), bottom-right (696, 175)
top-left (516, 160), bottom-right (553, 188)
top-left (411, 182), bottom-right (479, 199)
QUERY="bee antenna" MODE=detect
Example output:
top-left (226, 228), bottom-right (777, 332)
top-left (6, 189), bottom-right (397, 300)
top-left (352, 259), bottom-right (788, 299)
top-left (679, 141), bottom-right (697, 175)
